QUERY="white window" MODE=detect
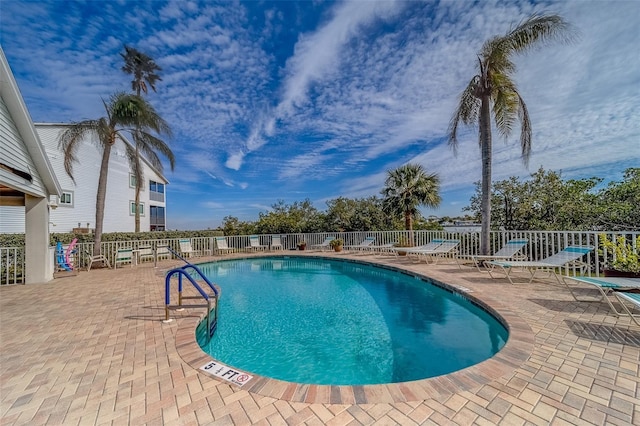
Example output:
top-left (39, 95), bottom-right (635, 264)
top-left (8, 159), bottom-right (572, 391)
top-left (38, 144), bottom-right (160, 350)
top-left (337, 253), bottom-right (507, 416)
top-left (129, 174), bottom-right (144, 190)
top-left (130, 201), bottom-right (145, 216)
top-left (59, 191), bottom-right (73, 207)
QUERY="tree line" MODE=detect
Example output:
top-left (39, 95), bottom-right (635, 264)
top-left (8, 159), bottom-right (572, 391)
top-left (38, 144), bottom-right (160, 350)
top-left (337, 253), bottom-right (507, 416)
top-left (220, 167), bottom-right (638, 235)
top-left (464, 167), bottom-right (639, 231)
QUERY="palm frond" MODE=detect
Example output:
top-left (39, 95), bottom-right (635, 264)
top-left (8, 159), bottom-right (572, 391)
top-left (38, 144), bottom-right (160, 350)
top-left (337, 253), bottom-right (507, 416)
top-left (57, 120), bottom-right (101, 182)
top-left (448, 76), bottom-right (480, 154)
top-left (517, 92), bottom-right (532, 166)
top-left (135, 131), bottom-right (176, 171)
top-left (505, 14), bottom-right (576, 54)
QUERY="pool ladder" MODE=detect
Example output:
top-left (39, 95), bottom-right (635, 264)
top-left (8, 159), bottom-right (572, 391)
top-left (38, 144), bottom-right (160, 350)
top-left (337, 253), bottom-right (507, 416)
top-left (163, 248), bottom-right (219, 340)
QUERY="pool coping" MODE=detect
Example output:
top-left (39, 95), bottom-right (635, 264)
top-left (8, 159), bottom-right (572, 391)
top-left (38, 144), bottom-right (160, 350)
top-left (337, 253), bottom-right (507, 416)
top-left (173, 254), bottom-right (535, 404)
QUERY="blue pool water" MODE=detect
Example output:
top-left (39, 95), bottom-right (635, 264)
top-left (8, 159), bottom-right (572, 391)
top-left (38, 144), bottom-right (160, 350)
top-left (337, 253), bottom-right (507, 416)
top-left (195, 257), bottom-right (508, 385)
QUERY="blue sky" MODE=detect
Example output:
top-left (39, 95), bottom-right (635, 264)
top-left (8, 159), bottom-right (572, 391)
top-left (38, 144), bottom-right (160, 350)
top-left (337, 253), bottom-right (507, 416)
top-left (2, 1), bottom-right (639, 230)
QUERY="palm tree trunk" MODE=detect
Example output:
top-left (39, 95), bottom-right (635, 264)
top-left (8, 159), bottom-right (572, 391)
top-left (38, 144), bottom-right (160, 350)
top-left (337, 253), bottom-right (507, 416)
top-left (93, 144), bottom-right (112, 255)
top-left (134, 145), bottom-right (141, 233)
top-left (479, 95), bottom-right (492, 255)
top-left (405, 211), bottom-right (414, 246)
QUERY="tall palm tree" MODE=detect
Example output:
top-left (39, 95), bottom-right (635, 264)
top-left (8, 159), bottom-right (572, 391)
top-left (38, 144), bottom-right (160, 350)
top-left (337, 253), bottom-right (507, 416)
top-left (381, 163), bottom-right (441, 245)
top-left (58, 92), bottom-right (174, 256)
top-left (121, 45), bottom-right (162, 96)
top-left (121, 45), bottom-right (165, 232)
top-left (448, 13), bottom-right (573, 255)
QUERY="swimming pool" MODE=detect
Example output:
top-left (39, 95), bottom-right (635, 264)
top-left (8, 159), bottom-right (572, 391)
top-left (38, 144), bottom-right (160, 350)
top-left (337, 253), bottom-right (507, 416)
top-left (195, 257), bottom-right (508, 386)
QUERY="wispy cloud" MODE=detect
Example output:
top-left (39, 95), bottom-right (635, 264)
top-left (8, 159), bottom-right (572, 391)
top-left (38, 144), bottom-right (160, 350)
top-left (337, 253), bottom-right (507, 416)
top-left (1, 0), bottom-right (638, 229)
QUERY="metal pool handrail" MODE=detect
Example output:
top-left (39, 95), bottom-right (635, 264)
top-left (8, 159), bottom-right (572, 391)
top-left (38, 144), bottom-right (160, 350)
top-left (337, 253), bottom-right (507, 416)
top-left (164, 247), bottom-right (219, 340)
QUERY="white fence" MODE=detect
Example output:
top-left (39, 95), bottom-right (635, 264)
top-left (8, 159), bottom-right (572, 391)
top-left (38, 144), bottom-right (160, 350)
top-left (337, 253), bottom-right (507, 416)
top-left (1, 230), bottom-right (638, 285)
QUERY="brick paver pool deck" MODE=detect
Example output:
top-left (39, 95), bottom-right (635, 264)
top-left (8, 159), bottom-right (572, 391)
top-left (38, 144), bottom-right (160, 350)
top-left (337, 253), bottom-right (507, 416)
top-left (1, 252), bottom-right (639, 425)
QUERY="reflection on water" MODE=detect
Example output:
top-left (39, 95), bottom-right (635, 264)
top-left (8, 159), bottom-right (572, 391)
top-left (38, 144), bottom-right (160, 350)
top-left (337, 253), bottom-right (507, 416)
top-left (196, 257), bottom-right (507, 385)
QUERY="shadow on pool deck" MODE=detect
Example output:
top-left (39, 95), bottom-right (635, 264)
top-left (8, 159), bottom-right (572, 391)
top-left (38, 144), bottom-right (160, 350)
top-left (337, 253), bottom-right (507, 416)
top-left (1, 251), bottom-right (639, 425)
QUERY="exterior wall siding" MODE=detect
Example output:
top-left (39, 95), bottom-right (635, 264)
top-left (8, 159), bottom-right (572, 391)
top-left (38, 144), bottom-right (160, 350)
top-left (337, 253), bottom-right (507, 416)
top-left (36, 124), bottom-right (168, 233)
top-left (0, 97), bottom-right (47, 197)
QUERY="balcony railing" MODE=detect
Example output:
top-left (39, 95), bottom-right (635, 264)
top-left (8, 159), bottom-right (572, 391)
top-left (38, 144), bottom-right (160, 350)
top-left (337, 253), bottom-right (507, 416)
top-left (149, 191), bottom-right (165, 202)
top-left (1, 230), bottom-right (638, 285)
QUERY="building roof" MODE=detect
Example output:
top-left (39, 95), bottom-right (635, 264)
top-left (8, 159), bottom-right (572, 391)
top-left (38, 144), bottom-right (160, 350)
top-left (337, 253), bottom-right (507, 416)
top-left (0, 47), bottom-right (61, 197)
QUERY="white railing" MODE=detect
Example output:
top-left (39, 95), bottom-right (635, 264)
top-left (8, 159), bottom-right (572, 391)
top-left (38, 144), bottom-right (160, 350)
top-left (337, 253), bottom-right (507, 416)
top-left (0, 247), bottom-right (24, 285)
top-left (1, 230), bottom-right (638, 285)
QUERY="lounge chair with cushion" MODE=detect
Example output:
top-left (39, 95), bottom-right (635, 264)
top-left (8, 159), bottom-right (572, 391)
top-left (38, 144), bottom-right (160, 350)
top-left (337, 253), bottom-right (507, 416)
top-left (310, 236), bottom-right (336, 251)
top-left (561, 276), bottom-right (640, 316)
top-left (614, 291), bottom-right (640, 326)
top-left (457, 239), bottom-right (529, 272)
top-left (488, 245), bottom-right (594, 285)
top-left (344, 236), bottom-right (376, 252)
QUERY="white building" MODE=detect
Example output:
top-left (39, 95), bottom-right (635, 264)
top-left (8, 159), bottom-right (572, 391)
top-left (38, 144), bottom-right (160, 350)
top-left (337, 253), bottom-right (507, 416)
top-left (35, 124), bottom-right (169, 233)
top-left (0, 47), bottom-right (62, 283)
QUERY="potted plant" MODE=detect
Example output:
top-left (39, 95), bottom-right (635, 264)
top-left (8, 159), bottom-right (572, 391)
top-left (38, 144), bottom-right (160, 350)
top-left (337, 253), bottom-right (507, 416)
top-left (599, 234), bottom-right (640, 277)
top-left (329, 238), bottom-right (344, 252)
top-left (297, 241), bottom-right (307, 251)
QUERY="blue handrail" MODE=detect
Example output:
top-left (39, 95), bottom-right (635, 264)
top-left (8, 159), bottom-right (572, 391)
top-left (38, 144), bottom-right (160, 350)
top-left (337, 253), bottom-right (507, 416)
top-left (164, 248), bottom-right (219, 339)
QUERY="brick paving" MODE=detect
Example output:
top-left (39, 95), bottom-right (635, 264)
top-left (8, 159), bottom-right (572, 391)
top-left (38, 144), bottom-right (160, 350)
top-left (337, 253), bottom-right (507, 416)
top-left (1, 252), bottom-right (639, 425)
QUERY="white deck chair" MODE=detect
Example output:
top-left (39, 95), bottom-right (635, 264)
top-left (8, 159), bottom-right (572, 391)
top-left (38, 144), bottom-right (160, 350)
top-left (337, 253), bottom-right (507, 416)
top-left (488, 245), bottom-right (594, 285)
top-left (215, 236), bottom-right (234, 254)
top-left (270, 235), bottom-right (283, 250)
top-left (310, 236), bottom-right (335, 251)
top-left (457, 239), bottom-right (529, 272)
top-left (390, 239), bottom-right (445, 257)
top-left (115, 248), bottom-right (134, 268)
top-left (246, 235), bottom-right (268, 251)
top-left (343, 236), bottom-right (376, 252)
top-left (412, 239), bottom-right (460, 264)
top-left (137, 246), bottom-right (154, 263)
top-left (179, 239), bottom-right (197, 257)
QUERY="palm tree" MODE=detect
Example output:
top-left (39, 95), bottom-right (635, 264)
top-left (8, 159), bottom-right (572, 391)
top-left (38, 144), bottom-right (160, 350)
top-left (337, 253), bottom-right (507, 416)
top-left (58, 92), bottom-right (174, 256)
top-left (381, 163), bottom-right (441, 245)
top-left (121, 45), bottom-right (162, 96)
top-left (448, 13), bottom-right (573, 255)
top-left (121, 45), bottom-right (165, 232)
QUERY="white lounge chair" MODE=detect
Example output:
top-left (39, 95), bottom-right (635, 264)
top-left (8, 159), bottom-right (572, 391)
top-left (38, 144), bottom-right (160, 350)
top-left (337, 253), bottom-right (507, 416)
top-left (614, 291), bottom-right (640, 326)
top-left (270, 236), bottom-right (283, 250)
top-left (246, 235), bottom-right (268, 251)
top-left (362, 243), bottom-right (395, 255)
top-left (488, 245), bottom-right (594, 285)
top-left (179, 239), bottom-right (197, 257)
top-left (215, 236), bottom-right (235, 254)
top-left (115, 248), bottom-right (134, 268)
top-left (561, 276), bottom-right (640, 316)
top-left (310, 236), bottom-right (335, 251)
top-left (391, 239), bottom-right (445, 257)
top-left (137, 246), bottom-right (154, 263)
top-left (156, 245), bottom-right (171, 261)
top-left (343, 236), bottom-right (375, 252)
top-left (412, 239), bottom-right (460, 264)
top-left (457, 239), bottom-right (529, 272)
